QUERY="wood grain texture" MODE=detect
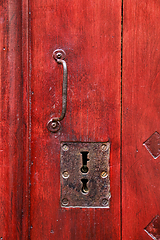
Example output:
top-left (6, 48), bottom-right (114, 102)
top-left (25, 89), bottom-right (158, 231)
top-left (30, 0), bottom-right (121, 239)
top-left (22, 0), bottom-right (30, 238)
top-left (0, 0), bottom-right (25, 239)
top-left (122, 0), bottom-right (160, 239)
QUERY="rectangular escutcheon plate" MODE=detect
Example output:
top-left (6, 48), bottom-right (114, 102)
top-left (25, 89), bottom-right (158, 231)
top-left (60, 142), bottom-right (111, 208)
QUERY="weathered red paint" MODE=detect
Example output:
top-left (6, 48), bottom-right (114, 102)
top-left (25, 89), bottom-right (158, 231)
top-left (122, 0), bottom-right (160, 239)
top-left (29, 0), bottom-right (121, 239)
top-left (22, 0), bottom-right (30, 238)
top-left (145, 215), bottom-right (160, 240)
top-left (0, 0), bottom-right (24, 239)
top-left (4, 0), bottom-right (160, 239)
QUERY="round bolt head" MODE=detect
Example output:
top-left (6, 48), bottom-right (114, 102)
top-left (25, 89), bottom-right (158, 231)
top-left (62, 198), bottom-right (69, 206)
top-left (57, 53), bottom-right (62, 59)
top-left (101, 143), bottom-right (110, 151)
top-left (102, 198), bottom-right (109, 206)
top-left (51, 122), bottom-right (57, 128)
top-left (62, 171), bottom-right (69, 179)
top-left (53, 49), bottom-right (66, 60)
top-left (101, 171), bottom-right (108, 178)
top-left (62, 144), bottom-right (69, 151)
top-left (47, 120), bottom-right (60, 133)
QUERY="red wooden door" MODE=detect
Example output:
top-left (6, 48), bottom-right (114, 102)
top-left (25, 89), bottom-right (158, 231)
top-left (29, 0), bottom-right (121, 239)
top-left (1, 0), bottom-right (160, 240)
top-left (122, 1), bottom-right (160, 239)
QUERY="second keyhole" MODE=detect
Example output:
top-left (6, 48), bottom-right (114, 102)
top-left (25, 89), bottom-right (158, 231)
top-left (81, 179), bottom-right (89, 194)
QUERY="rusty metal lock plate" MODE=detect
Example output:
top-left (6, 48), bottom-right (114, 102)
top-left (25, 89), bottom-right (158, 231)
top-left (60, 142), bottom-right (111, 208)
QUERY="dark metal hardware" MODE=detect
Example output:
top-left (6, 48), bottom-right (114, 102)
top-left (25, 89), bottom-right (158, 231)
top-left (60, 142), bottom-right (111, 208)
top-left (47, 49), bottom-right (68, 132)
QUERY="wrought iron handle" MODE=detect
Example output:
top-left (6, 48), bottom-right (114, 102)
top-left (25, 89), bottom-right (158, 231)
top-left (47, 49), bottom-right (68, 132)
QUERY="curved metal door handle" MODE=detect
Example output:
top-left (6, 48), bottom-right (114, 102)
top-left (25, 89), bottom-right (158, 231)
top-left (47, 49), bottom-right (68, 132)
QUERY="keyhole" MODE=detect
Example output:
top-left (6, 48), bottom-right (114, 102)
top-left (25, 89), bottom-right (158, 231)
top-left (81, 179), bottom-right (89, 194)
top-left (81, 151), bottom-right (89, 173)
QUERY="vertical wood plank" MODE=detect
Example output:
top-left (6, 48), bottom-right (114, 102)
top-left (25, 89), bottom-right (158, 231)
top-left (123, 0), bottom-right (160, 239)
top-left (30, 0), bottom-right (121, 239)
top-left (22, 0), bottom-right (30, 238)
top-left (0, 0), bottom-right (26, 239)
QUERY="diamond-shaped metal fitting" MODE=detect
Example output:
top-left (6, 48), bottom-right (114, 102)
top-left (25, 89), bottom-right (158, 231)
top-left (143, 132), bottom-right (160, 159)
top-left (144, 215), bottom-right (160, 240)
